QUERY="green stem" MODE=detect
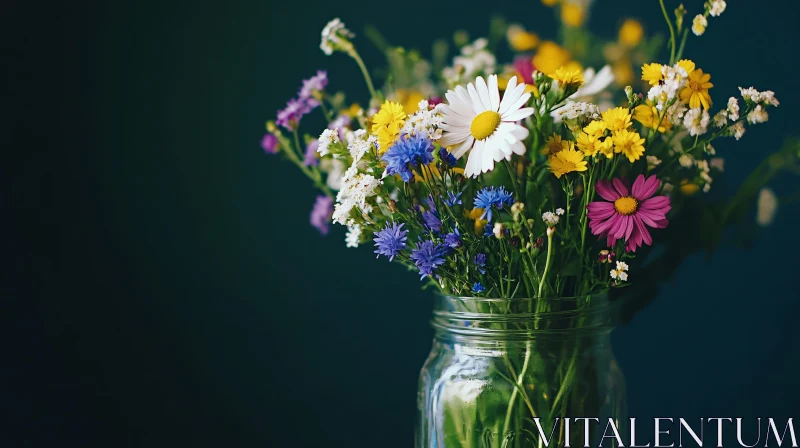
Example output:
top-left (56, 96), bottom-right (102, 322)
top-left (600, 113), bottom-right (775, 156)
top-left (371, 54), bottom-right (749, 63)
top-left (659, 0), bottom-right (677, 65)
top-left (538, 231), bottom-right (555, 299)
top-left (348, 49), bottom-right (379, 102)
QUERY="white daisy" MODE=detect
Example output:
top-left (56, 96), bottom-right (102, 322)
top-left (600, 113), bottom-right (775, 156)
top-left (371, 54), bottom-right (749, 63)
top-left (439, 75), bottom-right (534, 178)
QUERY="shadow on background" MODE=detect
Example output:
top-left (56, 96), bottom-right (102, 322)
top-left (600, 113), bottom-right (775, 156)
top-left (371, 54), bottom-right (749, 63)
top-left (4, 0), bottom-right (800, 446)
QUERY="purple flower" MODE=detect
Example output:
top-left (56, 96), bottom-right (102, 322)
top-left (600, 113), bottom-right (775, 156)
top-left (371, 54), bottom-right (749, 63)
top-left (299, 70), bottom-right (328, 100)
top-left (261, 133), bottom-right (279, 154)
top-left (439, 147), bottom-right (457, 167)
top-left (444, 227), bottom-right (461, 249)
top-left (472, 282), bottom-right (485, 294)
top-left (474, 253), bottom-right (487, 274)
top-left (381, 133), bottom-right (435, 182)
top-left (444, 191), bottom-right (462, 207)
top-left (373, 222), bottom-right (408, 261)
top-left (304, 140), bottom-right (319, 166)
top-left (409, 240), bottom-right (449, 279)
top-left (276, 97), bottom-right (319, 131)
top-left (309, 195), bottom-right (333, 235)
top-left (483, 223), bottom-right (493, 237)
top-left (421, 196), bottom-right (442, 233)
top-left (474, 186), bottom-right (514, 221)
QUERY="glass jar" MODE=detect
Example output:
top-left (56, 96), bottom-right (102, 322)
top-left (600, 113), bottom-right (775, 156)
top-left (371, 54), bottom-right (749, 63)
top-left (416, 294), bottom-right (626, 448)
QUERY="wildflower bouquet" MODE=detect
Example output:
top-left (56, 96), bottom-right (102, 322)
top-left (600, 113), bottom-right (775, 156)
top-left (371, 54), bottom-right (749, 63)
top-left (261, 1), bottom-right (796, 446)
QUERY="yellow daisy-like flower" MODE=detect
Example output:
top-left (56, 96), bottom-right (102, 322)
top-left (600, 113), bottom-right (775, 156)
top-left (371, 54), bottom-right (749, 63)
top-left (542, 133), bottom-right (571, 155)
top-left (583, 120), bottom-right (608, 138)
top-left (613, 59), bottom-right (634, 86)
top-left (618, 19), bottom-right (644, 48)
top-left (680, 68), bottom-right (713, 110)
top-left (601, 107), bottom-right (633, 132)
top-left (507, 26), bottom-right (539, 51)
top-left (549, 148), bottom-right (588, 178)
top-left (341, 103), bottom-right (362, 118)
top-left (611, 129), bottom-right (646, 162)
top-left (633, 101), bottom-right (672, 133)
top-left (466, 208), bottom-right (489, 234)
top-left (532, 41), bottom-right (571, 76)
top-left (575, 132), bottom-right (612, 157)
top-left (676, 59), bottom-right (696, 75)
top-left (371, 101), bottom-right (406, 153)
top-left (561, 3), bottom-right (585, 27)
top-left (641, 63), bottom-right (663, 86)
top-left (551, 66), bottom-right (584, 88)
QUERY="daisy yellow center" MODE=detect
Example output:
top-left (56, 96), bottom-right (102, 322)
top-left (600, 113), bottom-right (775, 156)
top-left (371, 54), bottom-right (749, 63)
top-left (470, 111), bottom-right (501, 140)
top-left (688, 79), bottom-right (701, 92)
top-left (614, 196), bottom-right (638, 216)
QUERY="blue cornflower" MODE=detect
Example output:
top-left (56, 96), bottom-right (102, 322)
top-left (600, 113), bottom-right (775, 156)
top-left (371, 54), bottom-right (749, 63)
top-left (474, 186), bottom-right (514, 221)
top-left (381, 133), bottom-right (435, 182)
top-left (483, 223), bottom-right (494, 237)
top-left (444, 227), bottom-right (461, 249)
top-left (421, 196), bottom-right (442, 233)
top-left (373, 222), bottom-right (408, 261)
top-left (439, 147), bottom-right (457, 167)
top-left (472, 282), bottom-right (486, 294)
top-left (474, 253), bottom-right (487, 274)
top-left (409, 240), bottom-right (449, 279)
top-left (444, 191), bottom-right (463, 207)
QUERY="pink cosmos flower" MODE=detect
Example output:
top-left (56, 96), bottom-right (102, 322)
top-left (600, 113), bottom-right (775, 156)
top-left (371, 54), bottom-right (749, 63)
top-left (587, 174), bottom-right (671, 252)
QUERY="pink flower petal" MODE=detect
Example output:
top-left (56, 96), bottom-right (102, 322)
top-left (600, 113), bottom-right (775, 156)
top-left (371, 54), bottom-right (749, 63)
top-left (606, 233), bottom-right (617, 247)
top-left (587, 202), bottom-right (616, 220)
top-left (639, 196), bottom-right (670, 210)
top-left (633, 216), bottom-right (653, 246)
top-left (623, 215), bottom-right (635, 241)
top-left (610, 215), bottom-right (627, 240)
top-left (595, 180), bottom-right (620, 201)
top-left (630, 175), bottom-right (646, 198)
top-left (636, 175), bottom-right (661, 200)
top-left (612, 178), bottom-right (630, 197)
top-left (590, 216), bottom-right (616, 235)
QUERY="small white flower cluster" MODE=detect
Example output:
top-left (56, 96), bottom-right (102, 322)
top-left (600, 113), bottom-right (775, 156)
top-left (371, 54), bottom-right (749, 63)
top-left (347, 129), bottom-right (377, 163)
top-left (320, 158), bottom-right (346, 190)
top-left (542, 211), bottom-right (560, 227)
top-left (683, 107), bottom-right (710, 137)
top-left (756, 188), bottom-right (778, 227)
top-left (647, 64), bottom-right (689, 111)
top-left (556, 102), bottom-right (601, 121)
top-left (345, 223), bottom-right (362, 248)
top-left (739, 87), bottom-right (780, 107)
top-left (692, 15), bottom-right (708, 36)
top-left (400, 100), bottom-right (444, 141)
top-left (332, 173), bottom-right (381, 225)
top-left (320, 18), bottom-right (354, 56)
top-left (610, 261), bottom-right (629, 282)
top-left (647, 155), bottom-right (662, 170)
top-left (709, 0), bottom-right (726, 17)
top-left (697, 159), bottom-right (713, 192)
top-left (443, 38), bottom-right (496, 87)
top-left (317, 129), bottom-right (341, 157)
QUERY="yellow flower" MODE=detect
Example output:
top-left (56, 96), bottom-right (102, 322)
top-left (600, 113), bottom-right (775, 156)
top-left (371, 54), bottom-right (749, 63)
top-left (633, 101), bottom-right (672, 133)
top-left (541, 0), bottom-right (558, 5)
top-left (641, 63), bottom-right (664, 86)
top-left (680, 180), bottom-right (700, 196)
top-left (583, 120), bottom-right (608, 138)
top-left (611, 129), bottom-right (646, 162)
top-left (394, 89), bottom-right (426, 115)
top-left (542, 133), bottom-right (571, 155)
top-left (676, 59), bottom-right (695, 75)
top-left (533, 41), bottom-right (571, 76)
top-left (551, 66), bottom-right (584, 88)
top-left (575, 132), bottom-right (612, 157)
top-left (561, 3), bottom-right (585, 27)
top-left (618, 19), bottom-right (644, 47)
top-left (371, 101), bottom-right (406, 153)
top-left (507, 26), bottom-right (539, 51)
top-left (549, 148), bottom-right (588, 178)
top-left (466, 208), bottom-right (488, 234)
top-left (341, 103), bottom-right (362, 117)
top-left (414, 164), bottom-right (464, 182)
top-left (680, 68), bottom-right (713, 110)
top-left (601, 107), bottom-right (633, 132)
top-left (613, 59), bottom-right (634, 86)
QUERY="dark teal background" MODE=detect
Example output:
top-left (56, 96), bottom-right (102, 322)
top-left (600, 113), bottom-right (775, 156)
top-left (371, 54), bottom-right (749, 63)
top-left (5, 0), bottom-right (800, 446)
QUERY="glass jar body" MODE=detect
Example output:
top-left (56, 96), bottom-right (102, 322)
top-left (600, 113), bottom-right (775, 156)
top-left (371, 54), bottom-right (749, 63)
top-left (416, 295), bottom-right (626, 448)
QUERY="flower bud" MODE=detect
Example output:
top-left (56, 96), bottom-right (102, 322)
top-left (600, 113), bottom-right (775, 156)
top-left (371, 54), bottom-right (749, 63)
top-left (493, 222), bottom-right (506, 239)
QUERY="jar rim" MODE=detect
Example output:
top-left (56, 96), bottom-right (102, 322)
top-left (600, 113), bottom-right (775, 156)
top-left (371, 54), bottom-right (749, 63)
top-left (439, 292), bottom-right (608, 302)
